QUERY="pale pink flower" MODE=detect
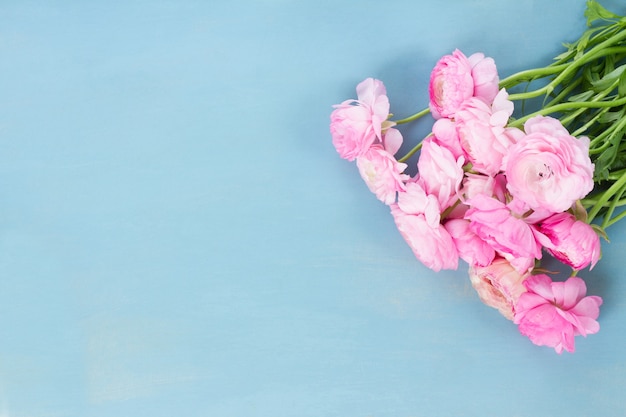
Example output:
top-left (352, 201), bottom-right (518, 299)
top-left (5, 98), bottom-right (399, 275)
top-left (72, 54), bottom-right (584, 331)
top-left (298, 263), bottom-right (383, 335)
top-left (445, 218), bottom-right (495, 267)
top-left (455, 89), bottom-right (517, 176)
top-left (417, 138), bottom-right (465, 210)
top-left (469, 257), bottom-right (529, 320)
top-left (504, 115), bottom-right (595, 213)
top-left (460, 173), bottom-right (507, 203)
top-left (514, 274), bottom-right (602, 354)
top-left (537, 212), bottom-right (601, 270)
top-left (382, 127), bottom-right (403, 156)
top-left (429, 50), bottom-right (473, 119)
top-left (465, 194), bottom-right (542, 273)
top-left (432, 118), bottom-right (464, 160)
top-left (429, 50), bottom-right (499, 119)
top-left (468, 52), bottom-right (500, 105)
top-left (356, 145), bottom-right (409, 205)
top-left (396, 180), bottom-right (441, 225)
top-left (330, 78), bottom-right (391, 161)
top-left (391, 204), bottom-right (458, 272)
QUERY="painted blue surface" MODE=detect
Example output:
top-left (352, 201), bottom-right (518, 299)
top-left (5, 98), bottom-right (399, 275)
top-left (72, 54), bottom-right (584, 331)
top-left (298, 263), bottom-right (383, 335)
top-left (0, 1), bottom-right (624, 416)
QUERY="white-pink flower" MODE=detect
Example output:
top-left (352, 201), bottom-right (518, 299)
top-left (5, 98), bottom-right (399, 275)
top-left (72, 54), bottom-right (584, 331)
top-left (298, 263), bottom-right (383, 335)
top-left (514, 274), bottom-right (602, 354)
top-left (417, 138), bottom-right (465, 210)
top-left (468, 52), bottom-right (500, 106)
top-left (356, 145), bottom-right (409, 205)
top-left (330, 78), bottom-right (391, 161)
top-left (445, 218), bottom-right (495, 267)
top-left (504, 115), bottom-right (595, 213)
top-left (391, 204), bottom-right (459, 272)
top-left (536, 212), bottom-right (601, 270)
top-left (396, 180), bottom-right (441, 224)
top-left (459, 173), bottom-right (507, 203)
top-left (428, 49), bottom-right (499, 119)
top-left (455, 89), bottom-right (518, 176)
top-left (432, 118), bottom-right (464, 160)
top-left (465, 194), bottom-right (542, 273)
top-left (469, 257), bottom-right (529, 320)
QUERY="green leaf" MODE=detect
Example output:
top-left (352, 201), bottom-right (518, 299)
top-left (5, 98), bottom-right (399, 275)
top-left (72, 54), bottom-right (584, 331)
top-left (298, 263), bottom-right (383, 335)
top-left (591, 223), bottom-right (610, 242)
top-left (568, 90), bottom-right (596, 102)
top-left (618, 68), bottom-right (626, 96)
top-left (598, 109), bottom-right (625, 123)
top-left (590, 64), bottom-right (626, 91)
top-left (585, 0), bottom-right (620, 26)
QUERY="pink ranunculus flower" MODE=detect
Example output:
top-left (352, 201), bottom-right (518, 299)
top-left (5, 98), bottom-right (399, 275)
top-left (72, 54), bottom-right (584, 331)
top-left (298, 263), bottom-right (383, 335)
top-left (330, 78), bottom-right (391, 161)
top-left (396, 180), bottom-right (441, 224)
top-left (537, 212), bottom-right (601, 270)
top-left (428, 50), bottom-right (473, 119)
top-left (504, 115), bottom-right (595, 213)
top-left (455, 89), bottom-right (517, 176)
top-left (468, 52), bottom-right (500, 106)
top-left (445, 218), bottom-right (495, 267)
top-left (382, 127), bottom-right (403, 156)
top-left (514, 274), bottom-right (603, 354)
top-left (460, 172), bottom-right (507, 203)
top-left (391, 203), bottom-right (459, 272)
top-left (465, 194), bottom-right (542, 273)
top-left (356, 145), bottom-right (409, 205)
top-left (469, 257), bottom-right (530, 320)
top-left (429, 49), bottom-right (499, 119)
top-left (417, 138), bottom-right (465, 210)
top-left (432, 118), bottom-right (464, 160)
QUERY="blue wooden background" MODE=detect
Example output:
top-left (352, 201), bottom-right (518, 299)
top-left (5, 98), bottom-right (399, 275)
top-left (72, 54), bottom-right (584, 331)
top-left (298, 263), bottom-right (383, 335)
top-left (0, 1), bottom-right (624, 416)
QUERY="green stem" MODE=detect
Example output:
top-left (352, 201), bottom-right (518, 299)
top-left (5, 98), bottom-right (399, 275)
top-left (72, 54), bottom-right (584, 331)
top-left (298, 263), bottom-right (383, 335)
top-left (608, 168), bottom-right (626, 181)
top-left (581, 197), bottom-right (626, 208)
top-left (393, 108), bottom-right (430, 125)
top-left (508, 95), bottom-right (626, 128)
top-left (397, 140), bottom-right (424, 163)
top-left (560, 79), bottom-right (619, 126)
top-left (604, 206), bottom-right (626, 228)
top-left (589, 116), bottom-right (626, 151)
top-left (505, 33), bottom-right (626, 100)
top-left (499, 63), bottom-right (569, 88)
top-left (588, 168), bottom-right (626, 223)
top-left (602, 180), bottom-right (626, 228)
top-left (570, 106), bottom-right (611, 137)
top-left (543, 77), bottom-right (583, 110)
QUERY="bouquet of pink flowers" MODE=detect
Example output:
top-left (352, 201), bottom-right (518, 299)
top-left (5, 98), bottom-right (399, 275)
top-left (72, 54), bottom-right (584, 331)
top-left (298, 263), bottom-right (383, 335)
top-left (329, 0), bottom-right (626, 353)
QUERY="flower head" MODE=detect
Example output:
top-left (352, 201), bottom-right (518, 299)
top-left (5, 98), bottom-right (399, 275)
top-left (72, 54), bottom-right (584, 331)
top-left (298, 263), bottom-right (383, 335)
top-left (504, 115), bottom-right (595, 213)
top-left (356, 144), bottom-right (409, 205)
top-left (417, 137), bottom-right (465, 210)
top-left (330, 78), bottom-right (391, 161)
top-left (469, 257), bottom-right (529, 320)
top-left (455, 89), bottom-right (517, 176)
top-left (391, 182), bottom-right (458, 271)
top-left (429, 50), bottom-right (499, 119)
top-left (464, 194), bottom-right (542, 273)
top-left (514, 274), bottom-right (602, 353)
top-left (537, 212), bottom-right (601, 270)
top-left (445, 218), bottom-right (495, 267)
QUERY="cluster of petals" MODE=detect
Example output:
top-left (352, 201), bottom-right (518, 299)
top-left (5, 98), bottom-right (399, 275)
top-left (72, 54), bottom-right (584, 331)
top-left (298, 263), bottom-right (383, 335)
top-left (356, 145), bottom-right (409, 205)
top-left (536, 212), bottom-right (601, 270)
top-left (330, 78), bottom-right (401, 161)
top-left (514, 275), bottom-right (602, 353)
top-left (428, 49), bottom-right (499, 119)
top-left (391, 181), bottom-right (458, 272)
top-left (330, 78), bottom-right (408, 205)
top-left (504, 116), bottom-right (595, 213)
top-left (469, 257), bottom-right (529, 320)
top-left (330, 51), bottom-right (605, 353)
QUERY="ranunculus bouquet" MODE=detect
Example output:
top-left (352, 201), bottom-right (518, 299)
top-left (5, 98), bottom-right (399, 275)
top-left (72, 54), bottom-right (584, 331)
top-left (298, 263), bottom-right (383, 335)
top-left (329, 1), bottom-right (626, 353)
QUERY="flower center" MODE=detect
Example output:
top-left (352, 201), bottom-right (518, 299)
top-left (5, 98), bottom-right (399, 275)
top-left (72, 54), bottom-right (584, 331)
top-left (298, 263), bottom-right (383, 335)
top-left (536, 163), bottom-right (553, 180)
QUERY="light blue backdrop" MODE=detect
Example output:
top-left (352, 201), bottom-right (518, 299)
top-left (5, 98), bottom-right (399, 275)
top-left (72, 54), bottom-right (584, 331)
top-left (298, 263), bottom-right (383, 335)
top-left (0, 1), bottom-right (624, 416)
